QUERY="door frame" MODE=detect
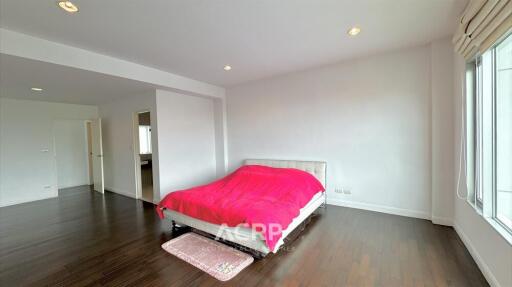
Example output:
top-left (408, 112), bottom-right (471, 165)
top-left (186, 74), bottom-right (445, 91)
top-left (90, 118), bottom-right (105, 194)
top-left (132, 110), bottom-right (155, 203)
top-left (85, 120), bottom-right (94, 185)
top-left (52, 119), bottom-right (94, 192)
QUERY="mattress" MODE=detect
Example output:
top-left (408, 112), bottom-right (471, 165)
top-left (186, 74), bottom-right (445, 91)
top-left (163, 191), bottom-right (325, 254)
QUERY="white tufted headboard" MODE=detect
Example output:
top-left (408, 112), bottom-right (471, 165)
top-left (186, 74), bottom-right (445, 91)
top-left (244, 159), bottom-right (327, 188)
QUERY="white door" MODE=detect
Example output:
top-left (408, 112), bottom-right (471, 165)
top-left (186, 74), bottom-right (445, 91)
top-left (91, 119), bottom-right (104, 193)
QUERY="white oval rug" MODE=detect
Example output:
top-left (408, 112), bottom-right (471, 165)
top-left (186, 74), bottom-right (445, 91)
top-left (161, 232), bottom-right (254, 281)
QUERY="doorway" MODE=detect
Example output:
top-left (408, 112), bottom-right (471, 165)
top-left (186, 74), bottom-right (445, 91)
top-left (86, 122), bottom-right (94, 185)
top-left (135, 111), bottom-right (154, 203)
top-left (53, 119), bottom-right (104, 194)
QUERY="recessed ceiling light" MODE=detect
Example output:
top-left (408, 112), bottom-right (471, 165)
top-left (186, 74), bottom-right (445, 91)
top-left (58, 1), bottom-right (79, 13)
top-left (31, 87), bottom-right (43, 92)
top-left (347, 26), bottom-right (361, 36)
top-left (223, 65), bottom-right (232, 71)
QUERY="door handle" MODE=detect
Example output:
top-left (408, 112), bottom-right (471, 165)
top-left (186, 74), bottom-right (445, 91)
top-left (96, 155), bottom-right (103, 158)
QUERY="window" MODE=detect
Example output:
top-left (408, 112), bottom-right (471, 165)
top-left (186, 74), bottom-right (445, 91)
top-left (139, 125), bottom-right (152, 155)
top-left (495, 33), bottom-right (512, 231)
top-left (466, 31), bottom-right (512, 234)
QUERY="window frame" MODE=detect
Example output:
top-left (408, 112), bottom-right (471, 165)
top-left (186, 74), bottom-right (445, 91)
top-left (493, 32), bottom-right (512, 234)
top-left (466, 30), bottom-right (512, 239)
top-left (138, 125), bottom-right (152, 155)
top-left (475, 57), bottom-right (484, 209)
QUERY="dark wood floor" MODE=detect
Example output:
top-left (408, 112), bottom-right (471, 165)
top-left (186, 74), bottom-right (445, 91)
top-left (0, 186), bottom-right (488, 287)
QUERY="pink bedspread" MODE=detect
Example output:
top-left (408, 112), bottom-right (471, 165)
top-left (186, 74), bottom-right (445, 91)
top-left (156, 165), bottom-right (324, 251)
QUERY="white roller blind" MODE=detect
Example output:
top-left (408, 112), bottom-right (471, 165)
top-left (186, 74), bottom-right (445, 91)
top-left (453, 0), bottom-right (512, 59)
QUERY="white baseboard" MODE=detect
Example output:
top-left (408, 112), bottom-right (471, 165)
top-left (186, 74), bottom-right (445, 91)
top-left (104, 186), bottom-right (137, 200)
top-left (58, 183), bottom-right (91, 189)
top-left (0, 194), bottom-right (58, 208)
top-left (104, 186), bottom-right (157, 204)
top-left (431, 216), bottom-right (454, 226)
top-left (453, 222), bottom-right (499, 287)
top-left (327, 198), bottom-right (431, 220)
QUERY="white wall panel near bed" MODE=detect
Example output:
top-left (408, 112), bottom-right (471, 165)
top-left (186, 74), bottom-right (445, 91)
top-left (156, 90), bottom-right (218, 199)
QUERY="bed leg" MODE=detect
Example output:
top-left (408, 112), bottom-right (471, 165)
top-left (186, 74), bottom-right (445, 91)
top-left (171, 220), bottom-right (177, 231)
top-left (252, 251), bottom-right (266, 260)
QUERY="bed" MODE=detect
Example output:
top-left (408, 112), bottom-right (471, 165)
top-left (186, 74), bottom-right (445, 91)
top-left (161, 159), bottom-right (327, 257)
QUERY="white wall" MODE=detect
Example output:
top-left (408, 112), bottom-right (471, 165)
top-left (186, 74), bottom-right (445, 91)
top-left (453, 53), bottom-right (512, 287)
top-left (156, 90), bottom-right (217, 198)
top-left (0, 98), bottom-right (98, 207)
top-left (99, 90), bottom-right (218, 201)
top-left (99, 92), bottom-right (159, 200)
top-left (431, 39), bottom-right (455, 225)
top-left (227, 44), bottom-right (436, 219)
top-left (213, 98), bottom-right (228, 177)
top-left (54, 120), bottom-right (90, 188)
top-left (227, 39), bottom-right (456, 222)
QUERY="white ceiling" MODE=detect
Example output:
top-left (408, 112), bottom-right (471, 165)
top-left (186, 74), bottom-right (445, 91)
top-left (0, 0), bottom-right (467, 87)
top-left (0, 54), bottom-right (153, 105)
